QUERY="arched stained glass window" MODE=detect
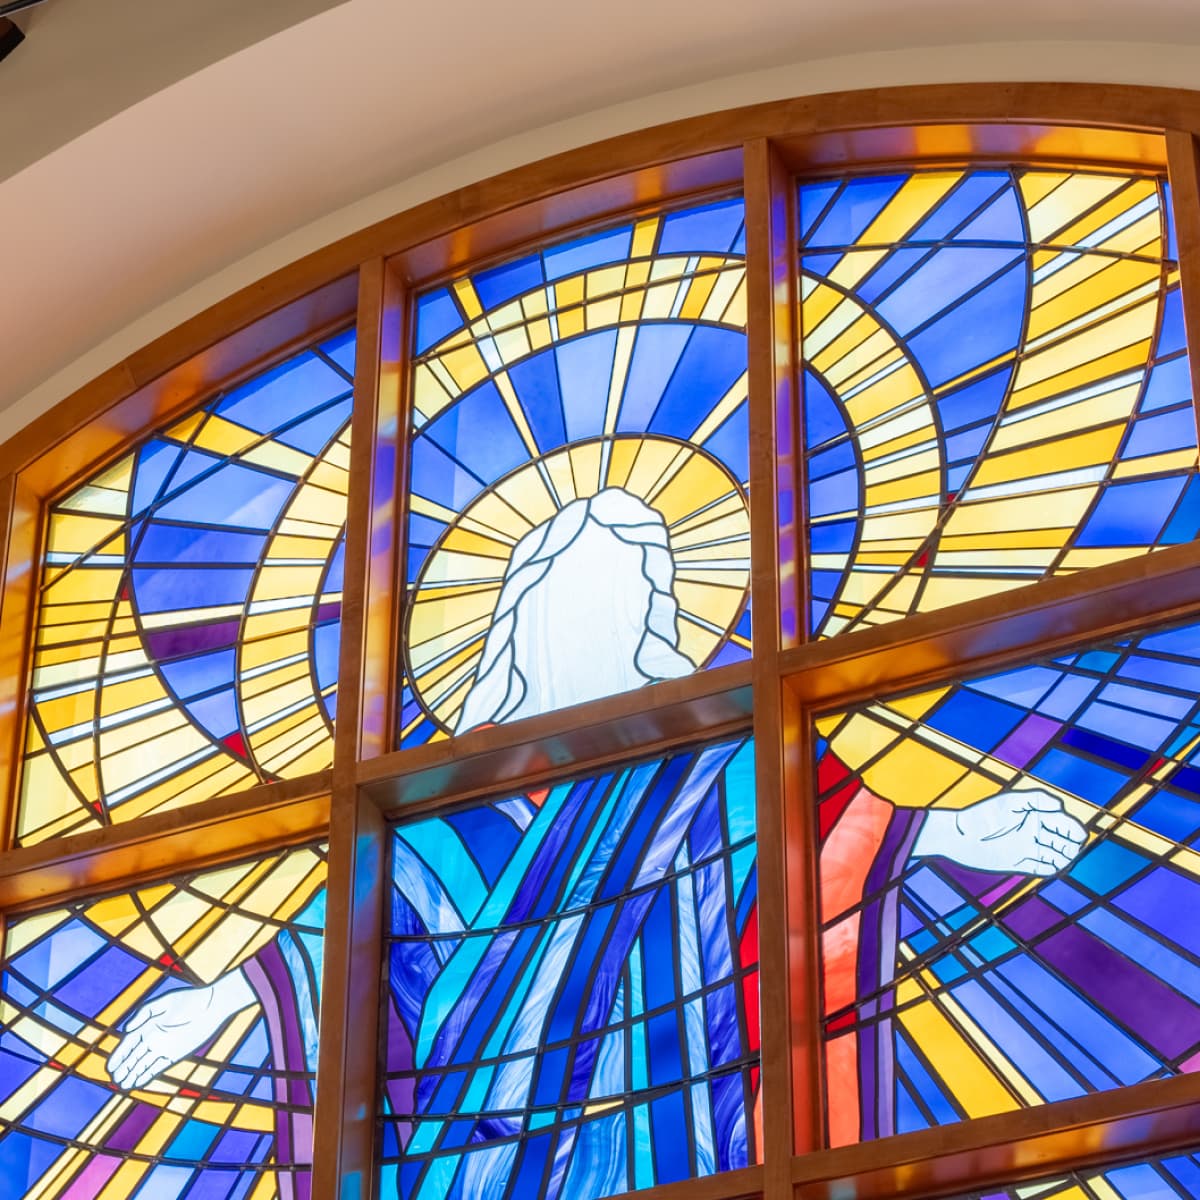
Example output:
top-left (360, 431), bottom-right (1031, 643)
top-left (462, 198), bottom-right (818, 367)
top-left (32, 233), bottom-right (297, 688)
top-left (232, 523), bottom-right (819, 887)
top-left (17, 330), bottom-right (354, 844)
top-left (400, 197), bottom-right (752, 746)
top-left (7, 97), bottom-right (1200, 1200)
top-left (800, 168), bottom-right (1198, 638)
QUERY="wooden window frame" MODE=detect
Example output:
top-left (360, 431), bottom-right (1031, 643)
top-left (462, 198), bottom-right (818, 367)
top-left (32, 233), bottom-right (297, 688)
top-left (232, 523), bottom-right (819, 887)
top-left (2, 82), bottom-right (1200, 1200)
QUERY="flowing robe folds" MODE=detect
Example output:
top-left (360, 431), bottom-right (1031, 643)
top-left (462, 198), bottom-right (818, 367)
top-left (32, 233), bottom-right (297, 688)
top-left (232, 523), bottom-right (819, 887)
top-left (820, 782), bottom-right (924, 1146)
top-left (381, 739), bottom-right (760, 1199)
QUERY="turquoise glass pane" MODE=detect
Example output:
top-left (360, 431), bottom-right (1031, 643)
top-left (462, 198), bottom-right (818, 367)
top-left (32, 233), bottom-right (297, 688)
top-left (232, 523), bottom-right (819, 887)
top-left (378, 736), bottom-right (759, 1198)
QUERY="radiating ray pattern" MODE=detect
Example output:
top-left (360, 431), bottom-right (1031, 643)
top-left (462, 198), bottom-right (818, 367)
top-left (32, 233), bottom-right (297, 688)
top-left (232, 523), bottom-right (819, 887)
top-left (378, 737), bottom-right (760, 1200)
top-left (0, 844), bottom-right (327, 1198)
top-left (799, 169), bottom-right (1199, 638)
top-left (952, 1147), bottom-right (1200, 1200)
top-left (18, 331), bottom-right (354, 844)
top-left (816, 618), bottom-right (1200, 1146)
top-left (400, 199), bottom-right (752, 746)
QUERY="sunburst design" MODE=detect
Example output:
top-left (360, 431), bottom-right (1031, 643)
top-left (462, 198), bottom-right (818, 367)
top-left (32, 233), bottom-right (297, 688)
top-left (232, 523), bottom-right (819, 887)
top-left (18, 332), bottom-right (354, 844)
top-left (802, 168), bottom-right (1199, 639)
top-left (407, 435), bottom-right (750, 731)
top-left (400, 197), bottom-right (753, 746)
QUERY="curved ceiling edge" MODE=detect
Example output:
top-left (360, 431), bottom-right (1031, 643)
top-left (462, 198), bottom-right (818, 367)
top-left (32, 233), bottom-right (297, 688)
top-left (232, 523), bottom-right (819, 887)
top-left (6, 42), bottom-right (1200, 443)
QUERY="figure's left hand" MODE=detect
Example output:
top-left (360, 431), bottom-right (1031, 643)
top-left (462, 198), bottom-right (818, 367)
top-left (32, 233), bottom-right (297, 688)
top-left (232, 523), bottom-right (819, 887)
top-left (106, 968), bottom-right (256, 1090)
top-left (912, 788), bottom-right (1086, 876)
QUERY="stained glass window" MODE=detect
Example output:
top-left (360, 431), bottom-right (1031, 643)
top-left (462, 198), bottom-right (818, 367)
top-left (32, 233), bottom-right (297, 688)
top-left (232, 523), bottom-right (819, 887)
top-left (18, 330), bottom-right (354, 844)
top-left (0, 843), bottom-right (327, 1197)
top-left (799, 169), bottom-right (1198, 637)
top-left (14, 120), bottom-right (1200, 1200)
top-left (816, 617), bottom-right (1200, 1145)
top-left (947, 1146), bottom-right (1200, 1199)
top-left (399, 198), bottom-right (752, 746)
top-left (378, 736), bottom-right (759, 1199)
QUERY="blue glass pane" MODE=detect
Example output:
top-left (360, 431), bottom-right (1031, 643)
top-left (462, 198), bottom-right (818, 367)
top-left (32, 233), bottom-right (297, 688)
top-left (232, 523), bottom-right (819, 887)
top-left (403, 198), bottom-right (751, 748)
top-left (799, 167), bottom-right (1197, 639)
top-left (817, 615), bottom-right (1200, 1144)
top-left (379, 737), bottom-right (759, 1198)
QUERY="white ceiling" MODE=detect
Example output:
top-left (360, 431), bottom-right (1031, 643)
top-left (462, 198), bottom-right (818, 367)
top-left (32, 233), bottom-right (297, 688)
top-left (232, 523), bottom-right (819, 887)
top-left (4, 0), bottom-right (1200, 439)
top-left (0, 0), bottom-right (347, 184)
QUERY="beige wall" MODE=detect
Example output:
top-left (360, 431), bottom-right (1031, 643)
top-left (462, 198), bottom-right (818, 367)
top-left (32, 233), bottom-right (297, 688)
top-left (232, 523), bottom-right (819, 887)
top-left (4, 7), bottom-right (1199, 440)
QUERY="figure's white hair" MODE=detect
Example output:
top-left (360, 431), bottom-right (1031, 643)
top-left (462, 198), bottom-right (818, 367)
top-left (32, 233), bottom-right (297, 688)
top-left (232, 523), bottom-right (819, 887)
top-left (455, 487), bottom-right (695, 733)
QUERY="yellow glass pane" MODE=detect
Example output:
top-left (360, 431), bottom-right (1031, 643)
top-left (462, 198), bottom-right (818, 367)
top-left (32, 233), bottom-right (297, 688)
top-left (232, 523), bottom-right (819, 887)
top-left (802, 167), bottom-right (1195, 640)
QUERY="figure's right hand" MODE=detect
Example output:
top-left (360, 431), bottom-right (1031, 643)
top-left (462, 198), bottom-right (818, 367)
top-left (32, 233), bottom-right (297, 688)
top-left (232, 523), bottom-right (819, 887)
top-left (912, 788), bottom-right (1086, 876)
top-left (106, 968), bottom-right (256, 1090)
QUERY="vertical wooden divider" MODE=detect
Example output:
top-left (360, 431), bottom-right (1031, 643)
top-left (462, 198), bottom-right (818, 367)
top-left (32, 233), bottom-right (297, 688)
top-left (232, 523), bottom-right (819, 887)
top-left (311, 781), bottom-right (386, 1200)
top-left (0, 475), bottom-right (41, 851)
top-left (1167, 131), bottom-right (1200, 444)
top-left (313, 259), bottom-right (391, 1200)
top-left (745, 138), bottom-right (815, 1199)
top-left (359, 263), bottom-right (407, 763)
top-left (776, 196), bottom-right (804, 657)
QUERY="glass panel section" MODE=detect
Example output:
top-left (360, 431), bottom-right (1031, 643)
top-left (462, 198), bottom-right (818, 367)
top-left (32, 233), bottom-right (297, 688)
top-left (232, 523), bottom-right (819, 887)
top-left (400, 198), bottom-right (751, 747)
top-left (799, 169), bottom-right (1198, 638)
top-left (950, 1147), bottom-right (1200, 1199)
top-left (18, 330), bottom-right (355, 844)
top-left (378, 735), bottom-right (759, 1197)
top-left (0, 843), bottom-right (327, 1196)
top-left (815, 617), bottom-right (1200, 1145)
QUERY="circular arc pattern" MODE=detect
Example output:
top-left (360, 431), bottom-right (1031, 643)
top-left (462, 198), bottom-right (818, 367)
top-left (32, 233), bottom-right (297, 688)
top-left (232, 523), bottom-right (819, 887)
top-left (406, 434), bottom-right (750, 732)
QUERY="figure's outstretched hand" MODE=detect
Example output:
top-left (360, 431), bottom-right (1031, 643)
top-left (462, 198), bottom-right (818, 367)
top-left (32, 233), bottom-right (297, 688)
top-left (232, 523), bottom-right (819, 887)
top-left (106, 968), bottom-right (256, 1090)
top-left (912, 788), bottom-right (1086, 876)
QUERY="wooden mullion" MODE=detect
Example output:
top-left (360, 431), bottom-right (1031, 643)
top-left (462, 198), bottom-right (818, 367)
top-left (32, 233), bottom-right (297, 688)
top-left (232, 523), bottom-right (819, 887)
top-left (0, 473), bottom-right (39, 852)
top-left (621, 1165), bottom-right (764, 1200)
top-left (753, 144), bottom-right (804, 656)
top-left (367, 713), bottom-right (756, 828)
top-left (744, 129), bottom-right (792, 1192)
top-left (790, 1071), bottom-right (1200, 1199)
top-left (768, 139), bottom-right (825, 1174)
top-left (359, 660), bottom-right (753, 815)
top-left (331, 253), bottom-right (383, 775)
top-left (781, 537), bottom-right (1200, 712)
top-left (0, 773), bottom-right (330, 910)
top-left (781, 686), bottom-right (816, 1152)
top-left (365, 262), bottom-right (408, 761)
top-left (312, 260), bottom-right (391, 1198)
top-left (1166, 130), bottom-right (1200, 447)
top-left (311, 784), bottom-right (386, 1199)
top-left (745, 136), bottom-right (818, 1200)
top-left (337, 257), bottom-right (406, 767)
